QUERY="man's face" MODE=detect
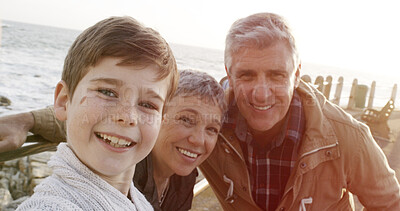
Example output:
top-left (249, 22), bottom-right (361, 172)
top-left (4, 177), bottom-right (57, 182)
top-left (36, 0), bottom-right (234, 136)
top-left (227, 41), bottom-right (300, 133)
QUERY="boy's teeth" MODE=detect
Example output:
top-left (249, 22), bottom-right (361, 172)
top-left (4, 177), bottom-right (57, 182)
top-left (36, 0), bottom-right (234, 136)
top-left (96, 133), bottom-right (132, 148)
top-left (178, 148), bottom-right (198, 158)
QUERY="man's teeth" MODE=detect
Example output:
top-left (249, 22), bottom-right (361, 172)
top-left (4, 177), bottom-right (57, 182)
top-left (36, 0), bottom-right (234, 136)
top-left (253, 104), bottom-right (272, 111)
top-left (178, 148), bottom-right (198, 158)
top-left (97, 133), bottom-right (132, 148)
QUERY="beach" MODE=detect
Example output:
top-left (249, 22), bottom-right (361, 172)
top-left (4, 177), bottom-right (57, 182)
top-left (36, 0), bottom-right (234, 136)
top-left (1, 20), bottom-right (400, 210)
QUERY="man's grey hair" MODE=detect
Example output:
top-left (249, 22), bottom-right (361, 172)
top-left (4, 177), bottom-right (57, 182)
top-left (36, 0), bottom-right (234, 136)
top-left (172, 69), bottom-right (227, 116)
top-left (224, 12), bottom-right (299, 71)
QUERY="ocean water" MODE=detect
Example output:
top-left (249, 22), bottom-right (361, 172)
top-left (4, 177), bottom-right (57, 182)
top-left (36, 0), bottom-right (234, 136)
top-left (0, 20), bottom-right (398, 116)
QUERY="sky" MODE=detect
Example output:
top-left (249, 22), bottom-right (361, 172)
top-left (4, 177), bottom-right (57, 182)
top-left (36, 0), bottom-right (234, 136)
top-left (1, 0), bottom-right (400, 78)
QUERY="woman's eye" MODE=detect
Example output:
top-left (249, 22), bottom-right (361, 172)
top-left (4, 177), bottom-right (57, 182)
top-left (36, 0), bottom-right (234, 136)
top-left (207, 127), bottom-right (220, 135)
top-left (179, 116), bottom-right (195, 126)
top-left (98, 89), bottom-right (117, 97)
top-left (139, 102), bottom-right (157, 110)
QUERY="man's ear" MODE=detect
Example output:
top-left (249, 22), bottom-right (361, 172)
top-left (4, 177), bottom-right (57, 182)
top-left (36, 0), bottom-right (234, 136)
top-left (54, 80), bottom-right (69, 121)
top-left (294, 63), bottom-right (301, 88)
top-left (225, 65), bottom-right (233, 90)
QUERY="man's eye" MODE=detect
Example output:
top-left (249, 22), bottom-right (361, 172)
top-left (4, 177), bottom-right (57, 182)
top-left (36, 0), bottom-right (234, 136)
top-left (98, 89), bottom-right (117, 97)
top-left (139, 102), bottom-right (158, 110)
top-left (271, 73), bottom-right (286, 80)
top-left (237, 73), bottom-right (254, 81)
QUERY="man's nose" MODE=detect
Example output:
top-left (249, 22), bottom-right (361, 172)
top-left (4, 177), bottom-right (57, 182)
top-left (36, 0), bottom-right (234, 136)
top-left (252, 78), bottom-right (271, 103)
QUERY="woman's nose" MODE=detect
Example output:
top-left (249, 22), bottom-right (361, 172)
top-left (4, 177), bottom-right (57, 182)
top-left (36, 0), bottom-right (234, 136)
top-left (188, 127), bottom-right (205, 146)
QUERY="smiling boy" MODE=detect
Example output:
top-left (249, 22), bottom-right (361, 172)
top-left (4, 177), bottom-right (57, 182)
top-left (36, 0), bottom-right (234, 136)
top-left (17, 16), bottom-right (178, 210)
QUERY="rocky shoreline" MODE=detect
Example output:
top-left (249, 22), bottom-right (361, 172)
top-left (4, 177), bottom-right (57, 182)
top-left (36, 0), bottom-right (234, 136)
top-left (0, 151), bottom-right (53, 210)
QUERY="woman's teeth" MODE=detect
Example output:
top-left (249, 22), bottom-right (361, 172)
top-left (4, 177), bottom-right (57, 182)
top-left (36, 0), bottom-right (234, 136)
top-left (96, 133), bottom-right (132, 148)
top-left (253, 104), bottom-right (272, 111)
top-left (178, 148), bottom-right (199, 158)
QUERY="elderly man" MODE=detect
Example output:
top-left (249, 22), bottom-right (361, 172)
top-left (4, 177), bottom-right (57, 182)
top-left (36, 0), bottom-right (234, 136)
top-left (199, 13), bottom-right (400, 210)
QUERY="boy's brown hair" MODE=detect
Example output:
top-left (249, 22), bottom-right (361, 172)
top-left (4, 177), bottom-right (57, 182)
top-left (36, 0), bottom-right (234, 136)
top-left (62, 16), bottom-right (178, 102)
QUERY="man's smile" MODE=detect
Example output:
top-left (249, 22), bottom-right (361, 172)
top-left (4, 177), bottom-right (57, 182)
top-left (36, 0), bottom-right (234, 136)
top-left (251, 103), bottom-right (272, 111)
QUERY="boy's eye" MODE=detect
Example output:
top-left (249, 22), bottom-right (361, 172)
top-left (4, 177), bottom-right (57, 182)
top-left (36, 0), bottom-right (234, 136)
top-left (98, 89), bottom-right (117, 97)
top-left (139, 102), bottom-right (158, 110)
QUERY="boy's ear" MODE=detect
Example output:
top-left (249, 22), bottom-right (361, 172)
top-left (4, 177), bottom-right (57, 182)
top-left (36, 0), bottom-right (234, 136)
top-left (54, 80), bottom-right (69, 121)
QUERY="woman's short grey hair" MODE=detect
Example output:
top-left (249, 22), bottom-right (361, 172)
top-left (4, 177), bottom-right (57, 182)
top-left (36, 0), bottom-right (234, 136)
top-left (172, 69), bottom-right (227, 116)
top-left (224, 12), bottom-right (299, 71)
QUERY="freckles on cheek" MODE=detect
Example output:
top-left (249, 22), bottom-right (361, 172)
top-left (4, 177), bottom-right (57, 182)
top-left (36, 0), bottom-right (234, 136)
top-left (80, 96), bottom-right (87, 105)
top-left (142, 114), bottom-right (163, 127)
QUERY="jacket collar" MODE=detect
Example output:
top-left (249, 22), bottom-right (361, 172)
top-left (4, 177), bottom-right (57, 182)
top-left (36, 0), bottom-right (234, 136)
top-left (295, 80), bottom-right (339, 159)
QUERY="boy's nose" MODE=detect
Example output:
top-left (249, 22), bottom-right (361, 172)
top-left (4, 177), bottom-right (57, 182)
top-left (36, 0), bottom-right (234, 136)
top-left (115, 105), bottom-right (138, 126)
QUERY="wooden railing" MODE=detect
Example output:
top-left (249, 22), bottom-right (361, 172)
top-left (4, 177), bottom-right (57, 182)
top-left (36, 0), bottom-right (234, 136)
top-left (0, 135), bottom-right (59, 162)
top-left (301, 75), bottom-right (398, 110)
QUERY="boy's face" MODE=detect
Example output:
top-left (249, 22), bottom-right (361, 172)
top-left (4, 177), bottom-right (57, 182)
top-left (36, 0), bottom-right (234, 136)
top-left (54, 57), bottom-right (169, 179)
top-left (151, 96), bottom-right (222, 176)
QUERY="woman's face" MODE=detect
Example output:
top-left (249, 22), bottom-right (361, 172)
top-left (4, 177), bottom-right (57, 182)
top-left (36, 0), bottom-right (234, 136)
top-left (151, 95), bottom-right (222, 176)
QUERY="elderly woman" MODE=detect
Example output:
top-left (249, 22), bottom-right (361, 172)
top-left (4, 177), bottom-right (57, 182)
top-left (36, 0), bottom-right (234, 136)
top-left (0, 69), bottom-right (226, 211)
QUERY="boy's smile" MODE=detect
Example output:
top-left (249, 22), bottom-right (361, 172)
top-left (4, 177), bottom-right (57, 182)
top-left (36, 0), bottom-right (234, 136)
top-left (54, 57), bottom-right (169, 180)
top-left (95, 132), bottom-right (136, 148)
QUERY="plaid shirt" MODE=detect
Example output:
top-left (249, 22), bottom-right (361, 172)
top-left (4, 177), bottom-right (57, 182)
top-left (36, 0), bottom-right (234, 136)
top-left (232, 91), bottom-right (305, 211)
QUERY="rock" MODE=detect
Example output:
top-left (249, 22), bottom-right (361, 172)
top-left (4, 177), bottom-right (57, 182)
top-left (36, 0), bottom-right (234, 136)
top-left (0, 178), bottom-right (9, 189)
top-left (0, 96), bottom-right (11, 106)
top-left (30, 161), bottom-right (52, 178)
top-left (29, 152), bottom-right (54, 163)
top-left (3, 160), bottom-right (18, 168)
top-left (0, 188), bottom-right (12, 208)
top-left (11, 172), bottom-right (27, 199)
top-left (0, 150), bottom-right (54, 209)
top-left (2, 196), bottom-right (29, 210)
top-left (29, 178), bottom-right (45, 194)
top-left (18, 157), bottom-right (29, 173)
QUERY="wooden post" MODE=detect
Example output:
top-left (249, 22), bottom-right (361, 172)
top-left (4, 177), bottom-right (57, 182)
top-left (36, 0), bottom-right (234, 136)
top-left (392, 84), bottom-right (397, 103)
top-left (347, 78), bottom-right (358, 110)
top-left (367, 81), bottom-right (376, 109)
top-left (332, 76), bottom-right (344, 105)
top-left (314, 76), bottom-right (324, 92)
top-left (301, 75), bottom-right (312, 83)
top-left (323, 75), bottom-right (333, 100)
